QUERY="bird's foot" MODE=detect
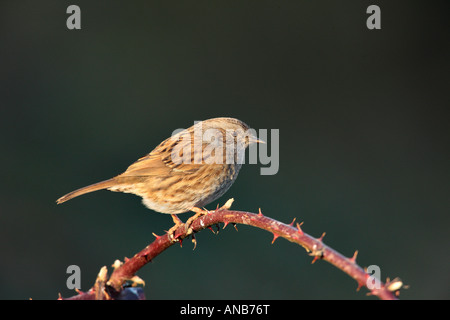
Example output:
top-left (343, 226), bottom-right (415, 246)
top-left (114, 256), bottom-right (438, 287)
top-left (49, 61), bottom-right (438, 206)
top-left (186, 207), bottom-right (210, 231)
top-left (167, 214), bottom-right (185, 242)
top-left (183, 207), bottom-right (212, 249)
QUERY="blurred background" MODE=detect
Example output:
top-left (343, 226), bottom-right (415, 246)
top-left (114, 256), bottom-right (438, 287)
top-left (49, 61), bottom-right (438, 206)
top-left (0, 0), bottom-right (448, 299)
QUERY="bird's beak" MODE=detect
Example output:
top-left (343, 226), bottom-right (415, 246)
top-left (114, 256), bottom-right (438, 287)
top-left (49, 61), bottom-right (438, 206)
top-left (250, 135), bottom-right (265, 144)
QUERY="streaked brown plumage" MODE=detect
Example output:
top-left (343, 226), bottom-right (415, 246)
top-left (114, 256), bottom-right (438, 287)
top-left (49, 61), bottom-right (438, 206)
top-left (56, 117), bottom-right (261, 215)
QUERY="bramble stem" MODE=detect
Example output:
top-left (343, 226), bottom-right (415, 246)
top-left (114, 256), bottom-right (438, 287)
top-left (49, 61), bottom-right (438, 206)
top-left (64, 207), bottom-right (400, 300)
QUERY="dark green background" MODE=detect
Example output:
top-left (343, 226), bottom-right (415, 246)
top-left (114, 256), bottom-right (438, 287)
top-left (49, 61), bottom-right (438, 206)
top-left (0, 1), bottom-right (448, 299)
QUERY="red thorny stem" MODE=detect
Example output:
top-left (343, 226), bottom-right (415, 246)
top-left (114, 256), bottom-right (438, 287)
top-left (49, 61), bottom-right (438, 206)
top-left (64, 203), bottom-right (401, 300)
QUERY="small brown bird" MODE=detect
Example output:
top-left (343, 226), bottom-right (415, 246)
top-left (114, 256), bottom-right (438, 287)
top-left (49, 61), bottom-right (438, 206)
top-left (57, 117), bottom-right (262, 233)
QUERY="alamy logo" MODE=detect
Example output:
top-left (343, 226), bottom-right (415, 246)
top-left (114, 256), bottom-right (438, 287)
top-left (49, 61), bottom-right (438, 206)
top-left (169, 121), bottom-right (279, 176)
top-left (366, 5), bottom-right (381, 30)
top-left (66, 265), bottom-right (81, 290)
top-left (366, 265), bottom-right (381, 289)
top-left (66, 5), bottom-right (81, 30)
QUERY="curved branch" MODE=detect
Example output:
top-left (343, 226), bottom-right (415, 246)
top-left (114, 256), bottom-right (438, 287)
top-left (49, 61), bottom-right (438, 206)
top-left (64, 204), bottom-right (401, 300)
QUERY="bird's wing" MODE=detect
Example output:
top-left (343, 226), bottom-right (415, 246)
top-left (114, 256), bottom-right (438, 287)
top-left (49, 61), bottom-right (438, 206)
top-left (119, 134), bottom-right (207, 177)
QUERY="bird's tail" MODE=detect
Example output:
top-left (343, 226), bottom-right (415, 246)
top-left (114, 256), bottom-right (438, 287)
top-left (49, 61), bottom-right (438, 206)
top-left (56, 178), bottom-right (118, 204)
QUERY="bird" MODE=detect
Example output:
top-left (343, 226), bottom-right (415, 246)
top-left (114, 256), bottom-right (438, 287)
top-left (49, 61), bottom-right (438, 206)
top-left (56, 117), bottom-right (263, 237)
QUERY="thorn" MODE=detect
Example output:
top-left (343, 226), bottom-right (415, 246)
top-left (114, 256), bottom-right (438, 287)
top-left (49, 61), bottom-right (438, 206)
top-left (152, 232), bottom-right (162, 240)
top-left (179, 238), bottom-right (183, 248)
top-left (311, 256), bottom-right (320, 264)
top-left (258, 208), bottom-right (264, 217)
top-left (349, 250), bottom-right (358, 264)
top-left (271, 233), bottom-right (279, 244)
top-left (289, 217), bottom-right (296, 226)
top-left (356, 282), bottom-right (363, 292)
top-left (124, 257), bottom-right (130, 263)
top-left (216, 203), bottom-right (220, 211)
top-left (232, 223), bottom-right (238, 231)
top-left (317, 232), bottom-right (326, 242)
top-left (75, 288), bottom-right (83, 294)
top-left (223, 221), bottom-right (229, 229)
top-left (57, 293), bottom-right (63, 300)
top-left (296, 222), bottom-right (304, 235)
top-left (207, 226), bottom-right (216, 234)
top-left (191, 234), bottom-right (197, 250)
